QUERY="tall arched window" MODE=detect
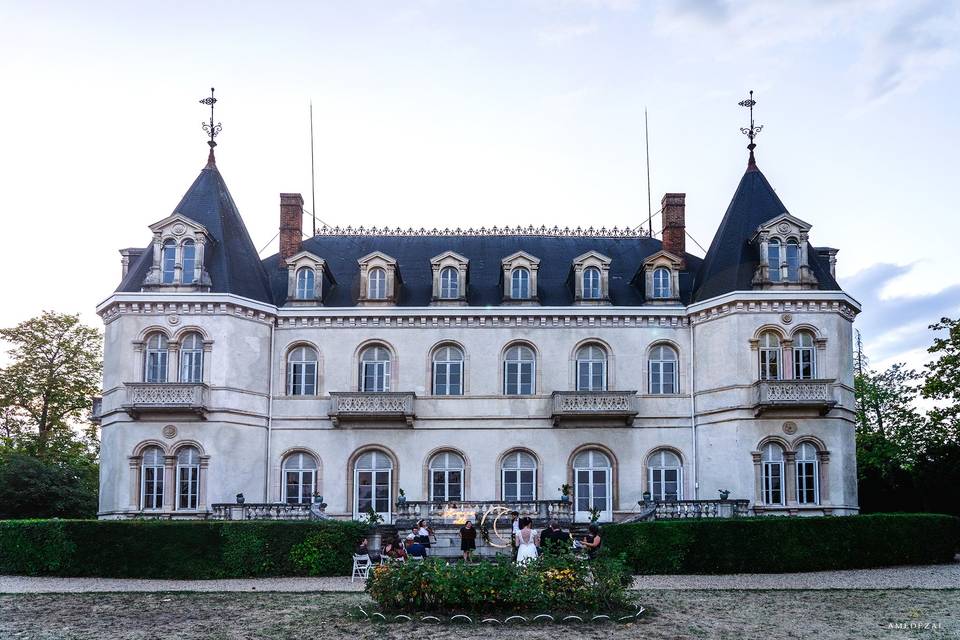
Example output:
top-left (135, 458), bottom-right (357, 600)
top-left (368, 267), bottom-right (387, 299)
top-left (179, 332), bottom-right (204, 383)
top-left (354, 450), bottom-right (392, 519)
top-left (432, 345), bottom-right (464, 395)
top-left (648, 449), bottom-right (682, 501)
top-left (503, 344), bottom-right (535, 395)
top-left (296, 267), bottom-right (316, 299)
top-left (796, 442), bottom-right (819, 505)
top-left (767, 239), bottom-right (782, 282)
top-left (176, 446), bottom-right (200, 510)
top-left (140, 446), bottom-right (165, 510)
top-left (582, 267), bottom-right (601, 300)
top-left (439, 266), bottom-right (459, 300)
top-left (144, 333), bottom-right (169, 383)
top-left (793, 331), bottom-right (816, 380)
top-left (511, 267), bottom-right (530, 299)
top-left (573, 449), bottom-right (612, 522)
top-left (181, 239), bottom-right (196, 284)
top-left (501, 451), bottom-right (536, 502)
top-left (758, 332), bottom-right (782, 381)
top-left (653, 267), bottom-right (671, 298)
top-left (283, 452), bottom-right (317, 505)
top-left (785, 239), bottom-right (801, 282)
top-left (761, 443), bottom-right (785, 505)
top-left (286, 346), bottom-right (318, 396)
top-left (360, 345), bottom-right (391, 392)
top-left (576, 344), bottom-right (607, 391)
top-left (161, 239), bottom-right (177, 284)
top-left (429, 451), bottom-right (464, 502)
top-left (649, 344), bottom-right (678, 394)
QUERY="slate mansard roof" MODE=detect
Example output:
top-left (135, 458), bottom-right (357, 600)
top-left (116, 157), bottom-right (842, 307)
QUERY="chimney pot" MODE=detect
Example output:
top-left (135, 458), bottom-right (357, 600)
top-left (661, 193), bottom-right (686, 268)
top-left (279, 193), bottom-right (304, 263)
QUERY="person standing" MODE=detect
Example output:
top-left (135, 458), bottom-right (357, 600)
top-left (510, 511), bottom-right (521, 562)
top-left (417, 519), bottom-right (433, 555)
top-left (515, 517), bottom-right (539, 565)
top-left (459, 520), bottom-right (477, 562)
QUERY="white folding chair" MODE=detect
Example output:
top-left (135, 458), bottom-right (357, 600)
top-left (351, 554), bottom-right (372, 582)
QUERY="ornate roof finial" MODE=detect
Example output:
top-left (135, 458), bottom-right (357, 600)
top-left (738, 90), bottom-right (763, 171)
top-left (199, 87), bottom-right (222, 167)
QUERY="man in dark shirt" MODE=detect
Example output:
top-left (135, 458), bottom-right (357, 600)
top-left (404, 534), bottom-right (427, 558)
top-left (541, 521), bottom-right (571, 553)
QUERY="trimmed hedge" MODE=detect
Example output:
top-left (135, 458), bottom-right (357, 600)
top-left (604, 513), bottom-right (960, 574)
top-left (0, 519), bottom-right (366, 578)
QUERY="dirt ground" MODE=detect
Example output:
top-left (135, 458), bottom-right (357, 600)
top-left (0, 590), bottom-right (956, 640)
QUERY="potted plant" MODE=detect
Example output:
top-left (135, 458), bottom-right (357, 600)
top-left (588, 506), bottom-right (602, 524)
top-left (558, 483), bottom-right (572, 503)
top-left (235, 492), bottom-right (245, 505)
top-left (363, 506), bottom-right (384, 528)
top-left (312, 492), bottom-right (324, 504)
top-left (718, 489), bottom-right (730, 501)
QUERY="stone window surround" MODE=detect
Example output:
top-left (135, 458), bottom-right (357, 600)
top-left (143, 215), bottom-right (212, 289)
top-left (430, 251), bottom-right (469, 305)
top-left (285, 251), bottom-right (327, 304)
top-left (345, 445), bottom-right (400, 516)
top-left (495, 447), bottom-right (543, 502)
top-left (752, 213), bottom-right (818, 288)
top-left (421, 446), bottom-right (471, 501)
top-left (751, 436), bottom-right (830, 510)
top-left (272, 447), bottom-right (323, 503)
top-left (640, 446), bottom-right (689, 501)
top-left (128, 439), bottom-right (210, 513)
top-left (565, 443), bottom-right (620, 511)
top-left (640, 250), bottom-right (684, 303)
top-left (748, 325), bottom-right (828, 381)
top-left (352, 340), bottom-right (398, 392)
top-left (132, 327), bottom-right (213, 384)
top-left (501, 251), bottom-right (541, 304)
top-left (644, 340), bottom-right (682, 396)
top-left (282, 341), bottom-right (322, 396)
top-left (568, 338), bottom-right (616, 391)
top-left (425, 340), bottom-right (470, 396)
top-left (357, 251), bottom-right (400, 305)
top-left (500, 340), bottom-right (541, 396)
top-left (572, 251), bottom-right (612, 304)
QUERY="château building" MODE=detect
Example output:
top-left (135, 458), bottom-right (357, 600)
top-left (95, 115), bottom-right (860, 523)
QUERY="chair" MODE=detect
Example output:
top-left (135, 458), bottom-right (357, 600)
top-left (351, 554), bottom-right (372, 582)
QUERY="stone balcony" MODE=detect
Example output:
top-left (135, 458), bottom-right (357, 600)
top-left (551, 390), bottom-right (639, 426)
top-left (328, 391), bottom-right (416, 427)
top-left (122, 382), bottom-right (209, 419)
top-left (754, 379), bottom-right (836, 415)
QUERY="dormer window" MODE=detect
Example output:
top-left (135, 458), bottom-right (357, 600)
top-left (752, 213), bottom-right (819, 289)
top-left (358, 251), bottom-right (399, 305)
top-left (430, 251), bottom-right (469, 304)
top-left (572, 251), bottom-right (611, 304)
top-left (368, 268), bottom-right (386, 299)
top-left (296, 267), bottom-right (316, 299)
top-left (501, 251), bottom-right (540, 304)
top-left (786, 240), bottom-right (801, 282)
top-left (440, 267), bottom-right (459, 299)
top-left (285, 250), bottom-right (329, 305)
top-left (582, 267), bottom-right (601, 299)
top-left (161, 240), bottom-right (177, 284)
top-left (638, 250), bottom-right (683, 303)
top-left (143, 214), bottom-right (212, 290)
top-left (511, 268), bottom-right (530, 299)
top-left (653, 267), bottom-right (671, 298)
top-left (767, 240), bottom-right (782, 283)
top-left (182, 240), bottom-right (197, 284)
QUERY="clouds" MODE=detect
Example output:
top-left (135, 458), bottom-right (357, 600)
top-left (536, 21), bottom-right (599, 44)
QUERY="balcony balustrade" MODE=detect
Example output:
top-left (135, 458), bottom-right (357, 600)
top-left (122, 382), bottom-right (208, 419)
top-left (755, 379), bottom-right (836, 415)
top-left (210, 503), bottom-right (313, 521)
top-left (328, 392), bottom-right (416, 427)
top-left (551, 390), bottom-right (639, 426)
top-left (652, 499), bottom-right (750, 519)
top-left (394, 500), bottom-right (574, 526)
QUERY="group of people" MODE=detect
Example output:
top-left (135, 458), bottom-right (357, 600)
top-left (511, 513), bottom-right (602, 564)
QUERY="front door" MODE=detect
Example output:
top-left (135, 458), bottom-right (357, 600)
top-left (355, 469), bottom-right (391, 521)
top-left (575, 467), bottom-right (611, 523)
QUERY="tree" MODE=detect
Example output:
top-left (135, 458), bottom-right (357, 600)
top-left (0, 452), bottom-right (98, 519)
top-left (922, 317), bottom-right (960, 447)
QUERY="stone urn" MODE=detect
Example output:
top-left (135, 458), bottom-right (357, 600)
top-left (235, 493), bottom-right (245, 505)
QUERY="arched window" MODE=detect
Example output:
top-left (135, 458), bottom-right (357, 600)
top-left (796, 442), bottom-right (819, 505)
top-left (511, 267), bottom-right (530, 300)
top-left (161, 239), bottom-right (177, 284)
top-left (649, 344), bottom-right (678, 394)
top-left (576, 344), bottom-right (607, 391)
top-left (648, 449), bottom-right (682, 501)
top-left (176, 446), bottom-right (200, 510)
top-left (140, 446), bottom-right (165, 510)
top-left (360, 345), bottom-right (391, 392)
top-left (761, 443), bottom-right (785, 505)
top-left (354, 450), bottom-right (392, 518)
top-left (767, 239), bottom-right (782, 282)
top-left (283, 452), bottom-right (317, 505)
top-left (286, 346), bottom-right (318, 396)
top-left (653, 267), bottom-right (671, 299)
top-left (582, 267), bottom-right (601, 300)
top-left (501, 451), bottom-right (536, 502)
top-left (785, 239), bottom-right (801, 282)
top-left (179, 332), bottom-right (204, 383)
top-left (793, 331), bottom-right (816, 380)
top-left (181, 239), bottom-right (196, 284)
top-left (429, 451), bottom-right (464, 502)
top-left (573, 449), bottom-right (611, 522)
top-left (296, 267), bottom-right (316, 299)
top-left (368, 267), bottom-right (387, 300)
top-left (758, 332), bottom-right (782, 381)
top-left (432, 345), bottom-right (464, 395)
top-left (439, 266), bottom-right (459, 300)
top-left (144, 333), bottom-right (169, 383)
top-left (503, 344), bottom-right (535, 395)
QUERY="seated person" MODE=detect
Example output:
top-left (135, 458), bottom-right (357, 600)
top-left (581, 524), bottom-right (602, 559)
top-left (356, 537), bottom-right (369, 556)
top-left (381, 537), bottom-right (407, 561)
top-left (404, 533), bottom-right (427, 558)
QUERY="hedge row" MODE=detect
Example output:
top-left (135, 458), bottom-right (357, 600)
top-left (603, 513), bottom-right (960, 574)
top-left (0, 519), bottom-right (366, 578)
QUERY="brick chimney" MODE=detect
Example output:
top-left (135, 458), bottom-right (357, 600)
top-left (661, 193), bottom-right (686, 267)
top-left (279, 193), bottom-right (304, 263)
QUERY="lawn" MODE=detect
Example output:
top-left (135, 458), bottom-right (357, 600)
top-left (0, 590), bottom-right (956, 639)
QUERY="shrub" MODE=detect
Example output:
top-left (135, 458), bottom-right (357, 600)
top-left (0, 519), bottom-right (366, 578)
top-left (366, 552), bottom-right (633, 614)
top-left (604, 513), bottom-right (960, 574)
top-left (0, 453), bottom-right (98, 519)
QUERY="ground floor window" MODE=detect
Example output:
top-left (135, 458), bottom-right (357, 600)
top-left (429, 451), bottom-right (464, 502)
top-left (761, 443), bottom-right (785, 505)
top-left (140, 446), bottom-right (164, 510)
top-left (354, 451), bottom-right (392, 518)
top-left (176, 446), bottom-right (200, 510)
top-left (501, 450), bottom-right (536, 501)
top-left (648, 449), bottom-right (682, 501)
top-left (283, 452), bottom-right (318, 504)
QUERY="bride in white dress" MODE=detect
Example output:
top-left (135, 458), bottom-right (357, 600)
top-left (515, 518), bottom-right (539, 565)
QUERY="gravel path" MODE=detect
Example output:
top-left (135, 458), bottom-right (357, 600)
top-left (2, 562), bottom-right (957, 593)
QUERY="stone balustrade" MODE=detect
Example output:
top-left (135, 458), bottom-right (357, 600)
top-left (394, 500), bottom-right (574, 526)
top-left (755, 379), bottom-right (836, 415)
top-left (210, 503), bottom-right (314, 520)
top-left (122, 382), bottom-right (208, 418)
top-left (328, 392), bottom-right (416, 427)
top-left (550, 390), bottom-right (639, 426)
top-left (653, 499), bottom-right (750, 519)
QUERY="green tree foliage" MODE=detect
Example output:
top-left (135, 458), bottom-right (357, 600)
top-left (0, 453), bottom-right (98, 519)
top-left (922, 317), bottom-right (960, 444)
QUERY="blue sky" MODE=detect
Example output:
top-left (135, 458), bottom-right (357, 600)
top-left (1, 0), bottom-right (958, 369)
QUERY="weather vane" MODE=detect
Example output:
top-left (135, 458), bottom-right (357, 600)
top-left (200, 87), bottom-right (222, 150)
top-left (738, 90), bottom-right (762, 158)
